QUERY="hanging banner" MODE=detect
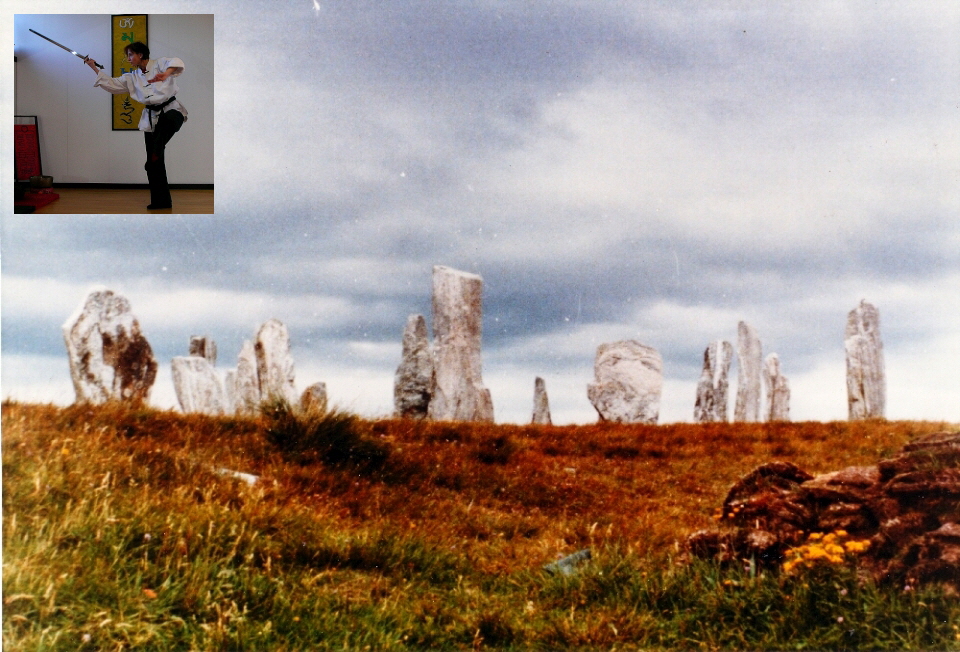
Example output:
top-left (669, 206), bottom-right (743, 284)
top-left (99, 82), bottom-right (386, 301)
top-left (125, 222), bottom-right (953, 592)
top-left (111, 14), bottom-right (148, 130)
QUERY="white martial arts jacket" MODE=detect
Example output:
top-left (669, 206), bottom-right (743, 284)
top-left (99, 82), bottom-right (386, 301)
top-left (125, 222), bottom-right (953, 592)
top-left (94, 57), bottom-right (188, 132)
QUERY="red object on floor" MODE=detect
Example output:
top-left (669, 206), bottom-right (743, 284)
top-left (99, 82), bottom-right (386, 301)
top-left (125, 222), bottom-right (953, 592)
top-left (14, 189), bottom-right (60, 210)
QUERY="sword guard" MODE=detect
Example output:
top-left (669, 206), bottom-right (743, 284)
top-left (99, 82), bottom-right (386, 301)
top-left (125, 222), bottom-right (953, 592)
top-left (82, 56), bottom-right (104, 70)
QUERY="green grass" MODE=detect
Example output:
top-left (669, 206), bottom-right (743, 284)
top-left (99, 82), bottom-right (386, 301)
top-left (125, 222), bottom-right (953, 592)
top-left (3, 401), bottom-right (958, 650)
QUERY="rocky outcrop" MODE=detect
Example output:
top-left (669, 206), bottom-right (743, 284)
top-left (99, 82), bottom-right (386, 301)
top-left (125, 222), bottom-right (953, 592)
top-left (532, 376), bottom-right (552, 425)
top-left (687, 431), bottom-right (960, 591)
top-left (300, 382), bottom-right (328, 413)
top-left (189, 335), bottom-right (217, 366)
top-left (427, 266), bottom-right (494, 422)
top-left (62, 287), bottom-right (157, 404)
top-left (394, 314), bottom-right (434, 419)
top-left (846, 300), bottom-right (885, 420)
top-left (171, 356), bottom-right (226, 415)
top-left (694, 340), bottom-right (733, 422)
top-left (763, 353), bottom-right (790, 422)
top-left (255, 318), bottom-right (298, 406)
top-left (734, 322), bottom-right (762, 422)
top-left (587, 340), bottom-right (662, 424)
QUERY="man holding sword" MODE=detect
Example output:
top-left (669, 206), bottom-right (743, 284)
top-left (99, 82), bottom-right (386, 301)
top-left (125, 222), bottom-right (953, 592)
top-left (84, 42), bottom-right (188, 210)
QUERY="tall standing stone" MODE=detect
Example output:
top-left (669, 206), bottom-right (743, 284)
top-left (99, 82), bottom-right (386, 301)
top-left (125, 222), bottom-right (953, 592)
top-left (394, 314), bottom-right (434, 419)
top-left (254, 319), bottom-right (298, 406)
top-left (233, 339), bottom-right (260, 415)
top-left (734, 321), bottom-right (762, 422)
top-left (62, 287), bottom-right (157, 404)
top-left (587, 340), bottom-right (663, 424)
top-left (172, 356), bottom-right (226, 415)
top-left (532, 376), bottom-right (552, 425)
top-left (694, 340), bottom-right (733, 422)
top-left (189, 336), bottom-right (217, 366)
top-left (427, 266), bottom-right (494, 422)
top-left (763, 353), bottom-right (790, 422)
top-left (845, 300), bottom-right (885, 420)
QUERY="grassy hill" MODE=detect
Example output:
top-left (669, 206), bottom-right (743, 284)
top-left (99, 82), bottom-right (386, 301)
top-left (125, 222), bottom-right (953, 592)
top-left (3, 401), bottom-right (958, 650)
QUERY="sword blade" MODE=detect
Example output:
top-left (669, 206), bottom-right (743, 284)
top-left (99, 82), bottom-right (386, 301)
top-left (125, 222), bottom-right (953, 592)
top-left (29, 29), bottom-right (103, 69)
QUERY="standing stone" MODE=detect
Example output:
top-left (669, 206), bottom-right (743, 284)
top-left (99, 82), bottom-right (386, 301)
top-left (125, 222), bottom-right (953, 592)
top-left (394, 314), bottom-right (434, 419)
top-left (587, 340), bottom-right (663, 424)
top-left (763, 353), bottom-right (790, 422)
top-left (233, 339), bottom-right (260, 415)
top-left (694, 340), bottom-right (733, 422)
top-left (734, 321), bottom-right (762, 422)
top-left (845, 300), bottom-right (885, 419)
top-left (254, 319), bottom-right (298, 406)
top-left (532, 376), bottom-right (552, 425)
top-left (301, 382), bottom-right (328, 413)
top-left (427, 266), bottom-right (494, 422)
top-left (62, 287), bottom-right (157, 404)
top-left (189, 336), bottom-right (217, 366)
top-left (223, 369), bottom-right (238, 415)
top-left (171, 356), bottom-right (226, 415)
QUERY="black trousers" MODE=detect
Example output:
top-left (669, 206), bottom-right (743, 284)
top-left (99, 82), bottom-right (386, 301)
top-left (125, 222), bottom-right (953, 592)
top-left (143, 109), bottom-right (185, 207)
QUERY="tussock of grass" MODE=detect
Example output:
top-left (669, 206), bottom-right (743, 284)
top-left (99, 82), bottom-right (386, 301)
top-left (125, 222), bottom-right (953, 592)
top-left (3, 401), bottom-right (958, 650)
top-left (261, 399), bottom-right (391, 473)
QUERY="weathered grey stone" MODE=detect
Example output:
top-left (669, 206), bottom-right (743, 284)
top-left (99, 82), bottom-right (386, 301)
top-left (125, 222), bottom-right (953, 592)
top-left (171, 356), bottom-right (226, 415)
top-left (694, 340), bottom-right (733, 422)
top-left (427, 266), bottom-right (494, 422)
top-left (763, 353), bottom-right (790, 422)
top-left (62, 287), bottom-right (157, 404)
top-left (189, 336), bottom-right (217, 366)
top-left (734, 321), bottom-right (762, 422)
top-left (223, 369), bottom-right (238, 415)
top-left (255, 318), bottom-right (298, 406)
top-left (532, 376), bottom-right (552, 425)
top-left (845, 300), bottom-right (885, 420)
top-left (394, 314), bottom-right (434, 419)
top-left (301, 382), bottom-right (328, 414)
top-left (587, 340), bottom-right (663, 424)
top-left (543, 549), bottom-right (592, 576)
top-left (233, 340), bottom-right (260, 415)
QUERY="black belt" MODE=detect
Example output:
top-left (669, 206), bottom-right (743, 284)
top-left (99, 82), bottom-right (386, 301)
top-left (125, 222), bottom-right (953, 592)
top-left (144, 96), bottom-right (177, 129)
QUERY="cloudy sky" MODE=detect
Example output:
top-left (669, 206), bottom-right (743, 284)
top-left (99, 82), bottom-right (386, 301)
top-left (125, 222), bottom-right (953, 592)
top-left (3, 0), bottom-right (958, 424)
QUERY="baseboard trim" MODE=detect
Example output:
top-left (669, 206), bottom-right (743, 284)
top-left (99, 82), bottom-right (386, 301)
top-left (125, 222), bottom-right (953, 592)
top-left (48, 183), bottom-right (214, 190)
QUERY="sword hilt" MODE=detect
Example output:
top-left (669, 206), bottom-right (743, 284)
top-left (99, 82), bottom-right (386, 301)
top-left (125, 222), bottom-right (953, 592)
top-left (82, 57), bottom-right (104, 70)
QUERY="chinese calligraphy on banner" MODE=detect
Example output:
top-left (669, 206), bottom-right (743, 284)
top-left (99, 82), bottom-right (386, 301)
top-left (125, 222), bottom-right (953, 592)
top-left (111, 14), bottom-right (148, 130)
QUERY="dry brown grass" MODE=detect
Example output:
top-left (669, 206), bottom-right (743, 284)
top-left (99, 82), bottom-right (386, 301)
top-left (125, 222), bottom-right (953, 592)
top-left (3, 401), bottom-right (956, 650)
top-left (10, 402), bottom-right (942, 568)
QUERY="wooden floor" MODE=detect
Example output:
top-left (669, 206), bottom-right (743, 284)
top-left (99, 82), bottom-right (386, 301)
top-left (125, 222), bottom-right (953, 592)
top-left (28, 187), bottom-right (214, 214)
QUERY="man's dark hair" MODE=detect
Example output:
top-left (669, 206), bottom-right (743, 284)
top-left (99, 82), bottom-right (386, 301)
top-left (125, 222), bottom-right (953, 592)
top-left (124, 41), bottom-right (150, 58)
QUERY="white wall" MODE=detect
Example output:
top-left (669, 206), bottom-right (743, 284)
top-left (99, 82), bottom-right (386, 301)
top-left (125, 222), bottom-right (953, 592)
top-left (13, 14), bottom-right (214, 184)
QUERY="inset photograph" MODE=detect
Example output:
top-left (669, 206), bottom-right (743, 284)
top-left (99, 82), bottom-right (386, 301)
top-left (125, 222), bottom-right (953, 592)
top-left (13, 14), bottom-right (213, 214)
